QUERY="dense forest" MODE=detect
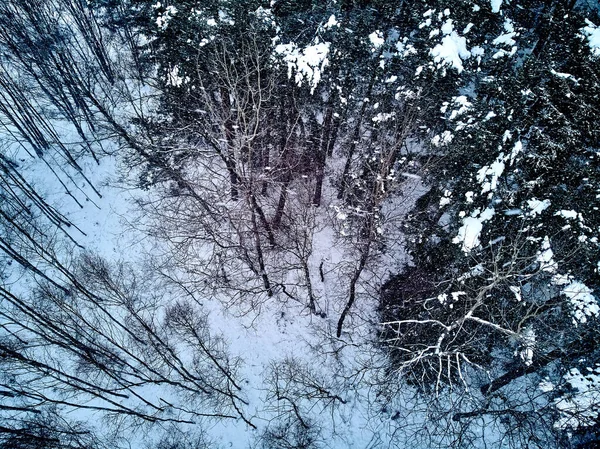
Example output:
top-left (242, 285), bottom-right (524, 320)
top-left (0, 0), bottom-right (599, 448)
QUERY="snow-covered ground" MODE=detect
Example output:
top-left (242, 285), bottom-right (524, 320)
top-left (2, 132), bottom-right (429, 448)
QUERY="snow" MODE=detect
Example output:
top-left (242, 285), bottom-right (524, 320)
top-left (454, 217), bottom-right (483, 252)
top-left (156, 5), bottom-right (177, 30)
top-left (275, 41), bottom-right (331, 93)
top-left (562, 281), bottom-right (599, 324)
top-left (218, 10), bottom-right (235, 25)
top-left (477, 154), bottom-right (505, 194)
top-left (458, 264), bottom-right (485, 282)
top-left (518, 326), bottom-right (536, 366)
top-left (441, 19), bottom-right (454, 35)
top-left (551, 69), bottom-right (579, 83)
top-left (536, 236), bottom-right (557, 273)
top-left (509, 285), bottom-right (522, 301)
top-left (490, 0), bottom-right (503, 13)
top-left (372, 112), bottom-right (396, 123)
top-left (447, 95), bottom-right (472, 120)
top-left (581, 19), bottom-right (600, 56)
top-left (430, 21), bottom-right (471, 73)
top-left (555, 209), bottom-right (579, 220)
top-left (325, 14), bottom-right (339, 28)
top-left (438, 293), bottom-right (448, 304)
top-left (431, 130), bottom-right (454, 146)
top-left (526, 198), bottom-right (551, 216)
top-left (439, 189), bottom-right (452, 207)
top-left (491, 20), bottom-right (518, 58)
top-left (509, 140), bottom-right (523, 162)
top-left (451, 291), bottom-right (466, 301)
top-left (471, 45), bottom-right (484, 56)
top-left (555, 366), bottom-right (600, 429)
top-left (368, 30), bottom-right (384, 49)
top-left (539, 379), bottom-right (555, 392)
top-left (167, 65), bottom-right (184, 87)
top-left (453, 208), bottom-right (495, 253)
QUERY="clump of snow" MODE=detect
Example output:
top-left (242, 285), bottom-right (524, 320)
top-left (394, 38), bottom-right (418, 58)
top-left (451, 291), bottom-right (466, 301)
top-left (492, 19), bottom-right (518, 58)
top-left (539, 379), bottom-right (555, 392)
top-left (439, 189), bottom-right (452, 207)
top-left (446, 95), bottom-right (472, 120)
top-left (509, 140), bottom-right (523, 163)
top-left (431, 130), bottom-right (454, 147)
top-left (369, 30), bottom-right (385, 50)
top-left (372, 112), bottom-right (396, 123)
top-left (581, 20), bottom-right (600, 57)
top-left (458, 264), bottom-right (484, 282)
top-left (509, 285), bottom-right (522, 301)
top-left (156, 5), bottom-right (177, 30)
top-left (526, 198), bottom-right (550, 216)
top-left (536, 236), bottom-right (557, 273)
top-left (254, 7), bottom-right (276, 27)
top-left (477, 153), bottom-right (505, 194)
top-left (562, 281), bottom-right (599, 325)
top-left (441, 19), bottom-right (454, 35)
top-left (454, 216), bottom-right (484, 252)
top-left (438, 293), bottom-right (448, 304)
top-left (453, 207), bottom-right (495, 253)
top-left (275, 41), bottom-right (331, 93)
top-left (555, 209), bottom-right (579, 220)
top-left (550, 70), bottom-right (579, 84)
top-left (218, 10), bottom-right (235, 25)
top-left (555, 366), bottom-right (600, 429)
top-left (325, 14), bottom-right (339, 28)
top-left (518, 326), bottom-right (536, 366)
top-left (490, 0), bottom-right (503, 13)
top-left (430, 20), bottom-right (471, 73)
top-left (167, 66), bottom-right (185, 87)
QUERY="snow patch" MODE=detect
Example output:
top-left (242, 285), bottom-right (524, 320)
top-left (490, 0), bottom-right (503, 13)
top-left (518, 326), bottom-right (536, 366)
top-left (275, 41), bottom-right (331, 93)
top-left (431, 130), bottom-right (454, 147)
top-left (369, 30), bottom-right (385, 49)
top-left (453, 208), bottom-right (495, 253)
top-left (526, 198), bottom-right (550, 216)
top-left (439, 189), bottom-right (452, 207)
top-left (562, 281), bottom-right (599, 325)
top-left (430, 20), bottom-right (471, 73)
top-left (477, 154), bottom-right (505, 194)
top-left (325, 14), bottom-right (339, 28)
top-left (555, 366), bottom-right (600, 429)
top-left (536, 236), bottom-right (557, 273)
top-left (581, 20), bottom-right (600, 57)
